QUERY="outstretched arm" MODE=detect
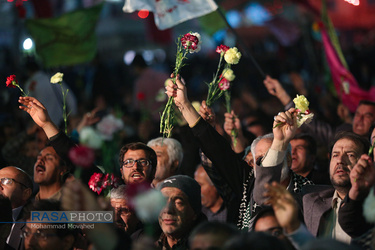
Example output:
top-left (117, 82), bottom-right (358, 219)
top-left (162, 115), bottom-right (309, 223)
top-left (263, 76), bottom-right (291, 106)
top-left (18, 96), bottom-right (59, 139)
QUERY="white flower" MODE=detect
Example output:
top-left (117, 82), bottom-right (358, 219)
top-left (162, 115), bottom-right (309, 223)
top-left (363, 187), bottom-right (375, 223)
top-left (79, 126), bottom-right (103, 149)
top-left (222, 68), bottom-right (236, 81)
top-left (50, 72), bottom-right (64, 84)
top-left (224, 47), bottom-right (241, 65)
top-left (189, 32), bottom-right (202, 53)
top-left (155, 88), bottom-right (167, 102)
top-left (296, 113), bottom-right (314, 128)
top-left (96, 114), bottom-right (124, 140)
top-left (134, 189), bottom-right (166, 223)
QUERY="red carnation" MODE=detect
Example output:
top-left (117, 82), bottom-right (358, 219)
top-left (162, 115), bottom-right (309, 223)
top-left (68, 145), bottom-right (95, 169)
top-left (137, 92), bottom-right (146, 101)
top-left (218, 78), bottom-right (230, 91)
top-left (181, 33), bottom-right (199, 51)
top-left (6, 75), bottom-right (17, 88)
top-left (216, 45), bottom-right (229, 54)
top-left (88, 173), bottom-right (104, 194)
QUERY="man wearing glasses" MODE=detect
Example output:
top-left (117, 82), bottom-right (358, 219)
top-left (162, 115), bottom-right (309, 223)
top-left (118, 142), bottom-right (157, 185)
top-left (0, 166), bottom-right (33, 250)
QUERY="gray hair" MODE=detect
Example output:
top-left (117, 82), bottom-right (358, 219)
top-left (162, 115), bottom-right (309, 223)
top-left (250, 133), bottom-right (292, 181)
top-left (147, 137), bottom-right (183, 168)
top-left (110, 185), bottom-right (127, 200)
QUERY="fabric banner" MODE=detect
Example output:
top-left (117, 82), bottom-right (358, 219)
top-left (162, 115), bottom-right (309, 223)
top-left (25, 4), bottom-right (103, 68)
top-left (123, 0), bottom-right (218, 30)
top-left (321, 26), bottom-right (375, 112)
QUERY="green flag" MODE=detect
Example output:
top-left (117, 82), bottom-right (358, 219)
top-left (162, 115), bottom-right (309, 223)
top-left (26, 4), bottom-right (103, 68)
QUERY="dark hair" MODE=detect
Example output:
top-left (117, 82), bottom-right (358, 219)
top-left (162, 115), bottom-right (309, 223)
top-left (189, 221), bottom-right (239, 247)
top-left (223, 231), bottom-right (287, 250)
top-left (118, 142), bottom-right (157, 176)
top-left (252, 206), bottom-right (275, 230)
top-left (330, 131), bottom-right (370, 155)
top-left (292, 133), bottom-right (317, 156)
top-left (358, 100), bottom-right (375, 108)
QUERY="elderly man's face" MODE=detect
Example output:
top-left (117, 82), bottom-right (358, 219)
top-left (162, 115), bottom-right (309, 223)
top-left (290, 139), bottom-right (314, 176)
top-left (329, 138), bottom-right (361, 189)
top-left (151, 145), bottom-right (176, 182)
top-left (159, 187), bottom-right (196, 238)
top-left (0, 167), bottom-right (30, 208)
top-left (254, 139), bottom-right (272, 164)
top-left (121, 149), bottom-right (153, 184)
top-left (111, 198), bottom-right (140, 234)
top-left (194, 166), bottom-right (221, 210)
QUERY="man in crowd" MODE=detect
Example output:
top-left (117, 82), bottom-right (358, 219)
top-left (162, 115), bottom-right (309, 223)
top-left (23, 200), bottom-right (76, 250)
top-left (263, 76), bottom-right (375, 145)
top-left (0, 166), bottom-right (33, 250)
top-left (118, 142), bottom-right (157, 185)
top-left (147, 137), bottom-right (183, 187)
top-left (110, 185), bottom-right (142, 237)
top-left (194, 164), bottom-right (227, 222)
top-left (290, 134), bottom-right (331, 185)
top-left (157, 175), bottom-right (206, 249)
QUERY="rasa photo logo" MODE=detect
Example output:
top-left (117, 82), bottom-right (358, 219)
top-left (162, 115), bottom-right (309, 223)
top-left (31, 211), bottom-right (113, 223)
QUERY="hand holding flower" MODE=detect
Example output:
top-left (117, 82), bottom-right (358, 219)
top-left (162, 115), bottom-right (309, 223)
top-left (272, 108), bottom-right (297, 151)
top-left (18, 96), bottom-right (59, 138)
top-left (198, 100), bottom-right (215, 127)
top-left (6, 74), bottom-right (28, 96)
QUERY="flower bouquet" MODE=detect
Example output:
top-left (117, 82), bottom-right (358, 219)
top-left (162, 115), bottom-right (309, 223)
top-left (160, 32), bottom-right (201, 138)
top-left (274, 94), bottom-right (314, 128)
top-left (6, 74), bottom-right (28, 96)
top-left (205, 46), bottom-right (241, 107)
top-left (88, 172), bottom-right (121, 196)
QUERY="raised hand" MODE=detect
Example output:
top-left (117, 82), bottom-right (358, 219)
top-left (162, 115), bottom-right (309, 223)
top-left (18, 96), bottom-right (59, 138)
top-left (349, 154), bottom-right (375, 201)
top-left (77, 107), bottom-right (102, 133)
top-left (263, 76), bottom-right (291, 106)
top-left (165, 74), bottom-right (189, 111)
top-left (223, 111), bottom-right (240, 136)
top-left (272, 108), bottom-right (297, 151)
top-left (198, 100), bottom-right (215, 127)
top-left (264, 181), bottom-right (300, 233)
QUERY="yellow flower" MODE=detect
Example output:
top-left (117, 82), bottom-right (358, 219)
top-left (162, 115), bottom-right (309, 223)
top-left (224, 47), bottom-right (241, 65)
top-left (293, 94), bottom-right (309, 113)
top-left (51, 72), bottom-right (64, 84)
top-left (222, 68), bottom-right (235, 81)
top-left (192, 101), bottom-right (201, 112)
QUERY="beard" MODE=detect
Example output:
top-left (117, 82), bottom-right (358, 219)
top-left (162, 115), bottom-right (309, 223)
top-left (330, 175), bottom-right (351, 194)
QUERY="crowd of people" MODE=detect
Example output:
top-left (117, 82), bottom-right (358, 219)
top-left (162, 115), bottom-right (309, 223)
top-left (1, 54), bottom-right (375, 250)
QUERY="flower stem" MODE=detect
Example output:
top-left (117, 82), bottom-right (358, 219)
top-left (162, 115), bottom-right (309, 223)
top-left (15, 83), bottom-right (28, 97)
top-left (59, 83), bottom-right (69, 135)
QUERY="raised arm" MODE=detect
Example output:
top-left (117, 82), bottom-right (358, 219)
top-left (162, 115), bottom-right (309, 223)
top-left (18, 96), bottom-right (59, 139)
top-left (263, 76), bottom-right (291, 106)
top-left (223, 111), bottom-right (246, 153)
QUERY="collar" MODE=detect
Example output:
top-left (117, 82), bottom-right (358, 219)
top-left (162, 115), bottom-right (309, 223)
top-left (331, 190), bottom-right (342, 209)
top-left (12, 206), bottom-right (23, 221)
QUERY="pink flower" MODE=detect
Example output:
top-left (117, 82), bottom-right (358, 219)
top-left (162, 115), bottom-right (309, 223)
top-left (181, 32), bottom-right (200, 52)
top-left (216, 45), bottom-right (229, 54)
top-left (125, 181), bottom-right (151, 210)
top-left (6, 75), bottom-right (17, 88)
top-left (218, 78), bottom-right (230, 91)
top-left (88, 173), bottom-right (104, 194)
top-left (69, 145), bottom-right (95, 169)
top-left (88, 172), bottom-right (121, 195)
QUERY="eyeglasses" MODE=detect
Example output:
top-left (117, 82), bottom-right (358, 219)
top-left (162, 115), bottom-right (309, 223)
top-left (0, 177), bottom-right (28, 189)
top-left (21, 229), bottom-right (58, 240)
top-left (121, 159), bottom-right (150, 168)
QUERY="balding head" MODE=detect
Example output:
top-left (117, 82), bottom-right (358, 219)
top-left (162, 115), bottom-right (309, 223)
top-left (0, 166), bottom-right (33, 208)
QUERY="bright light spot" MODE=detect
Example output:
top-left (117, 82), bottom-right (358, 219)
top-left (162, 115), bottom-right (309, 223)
top-left (138, 9), bottom-right (149, 19)
top-left (226, 10), bottom-right (241, 28)
top-left (244, 2), bottom-right (271, 25)
top-left (142, 50), bottom-right (154, 64)
top-left (23, 38), bottom-right (33, 50)
top-left (124, 50), bottom-right (136, 65)
top-left (344, 0), bottom-right (360, 6)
